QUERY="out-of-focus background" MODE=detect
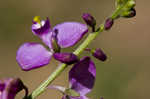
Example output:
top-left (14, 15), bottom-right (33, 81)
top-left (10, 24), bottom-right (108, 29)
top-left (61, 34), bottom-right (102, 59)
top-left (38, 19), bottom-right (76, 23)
top-left (0, 0), bottom-right (149, 99)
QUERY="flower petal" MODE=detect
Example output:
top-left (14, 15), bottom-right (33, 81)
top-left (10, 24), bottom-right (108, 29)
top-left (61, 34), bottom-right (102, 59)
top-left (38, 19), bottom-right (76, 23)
top-left (32, 17), bottom-right (51, 35)
top-left (62, 95), bottom-right (89, 99)
top-left (0, 78), bottom-right (28, 99)
top-left (32, 18), bottom-right (53, 49)
top-left (69, 56), bottom-right (96, 95)
top-left (16, 43), bottom-right (52, 71)
top-left (40, 31), bottom-right (53, 49)
top-left (53, 22), bottom-right (88, 48)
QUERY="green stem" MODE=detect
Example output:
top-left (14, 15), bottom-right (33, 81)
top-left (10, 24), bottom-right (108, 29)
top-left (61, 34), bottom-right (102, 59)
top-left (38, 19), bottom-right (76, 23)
top-left (28, 63), bottom-right (67, 99)
top-left (28, 3), bottom-right (126, 98)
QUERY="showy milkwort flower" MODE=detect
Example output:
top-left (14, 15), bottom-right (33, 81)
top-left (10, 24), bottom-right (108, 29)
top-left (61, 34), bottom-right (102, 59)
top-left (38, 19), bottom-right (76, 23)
top-left (16, 16), bottom-right (88, 71)
top-left (50, 56), bottom-right (96, 99)
top-left (0, 78), bottom-right (28, 99)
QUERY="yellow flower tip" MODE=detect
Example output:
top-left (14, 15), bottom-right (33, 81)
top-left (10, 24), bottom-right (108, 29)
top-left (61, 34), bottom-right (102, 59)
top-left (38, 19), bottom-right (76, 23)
top-left (33, 16), bottom-right (41, 24)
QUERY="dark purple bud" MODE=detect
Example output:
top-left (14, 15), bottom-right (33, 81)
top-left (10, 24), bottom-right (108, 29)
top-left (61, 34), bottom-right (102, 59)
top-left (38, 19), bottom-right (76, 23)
top-left (82, 13), bottom-right (96, 28)
top-left (92, 48), bottom-right (107, 61)
top-left (53, 53), bottom-right (78, 65)
top-left (0, 78), bottom-right (28, 99)
top-left (104, 18), bottom-right (114, 30)
top-left (123, 8), bottom-right (136, 18)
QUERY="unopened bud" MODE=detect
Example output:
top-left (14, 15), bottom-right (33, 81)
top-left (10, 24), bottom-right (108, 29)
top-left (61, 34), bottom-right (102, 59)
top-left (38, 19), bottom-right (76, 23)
top-left (53, 53), bottom-right (79, 65)
top-left (104, 18), bottom-right (114, 30)
top-left (92, 48), bottom-right (107, 61)
top-left (82, 13), bottom-right (96, 28)
top-left (121, 8), bottom-right (136, 18)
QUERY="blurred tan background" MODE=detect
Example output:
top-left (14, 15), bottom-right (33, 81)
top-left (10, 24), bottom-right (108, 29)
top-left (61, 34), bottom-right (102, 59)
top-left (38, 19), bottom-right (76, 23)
top-left (0, 0), bottom-right (149, 99)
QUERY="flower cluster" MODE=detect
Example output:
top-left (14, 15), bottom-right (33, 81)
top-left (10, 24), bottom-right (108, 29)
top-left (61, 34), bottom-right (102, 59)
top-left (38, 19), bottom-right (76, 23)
top-left (0, 0), bottom-right (136, 99)
top-left (16, 16), bottom-right (88, 71)
top-left (49, 56), bottom-right (96, 99)
top-left (15, 14), bottom-right (107, 99)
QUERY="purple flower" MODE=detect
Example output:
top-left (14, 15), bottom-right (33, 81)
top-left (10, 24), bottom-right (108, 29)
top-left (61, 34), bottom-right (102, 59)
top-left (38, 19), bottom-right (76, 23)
top-left (0, 78), bottom-right (28, 99)
top-left (48, 57), bottom-right (96, 99)
top-left (16, 16), bottom-right (88, 71)
top-left (69, 57), bottom-right (96, 96)
top-left (63, 56), bottom-right (96, 99)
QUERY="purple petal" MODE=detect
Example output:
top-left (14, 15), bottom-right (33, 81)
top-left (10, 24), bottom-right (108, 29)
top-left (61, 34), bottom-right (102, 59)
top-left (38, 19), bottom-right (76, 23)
top-left (48, 85), bottom-right (66, 93)
top-left (16, 43), bottom-right (52, 71)
top-left (32, 17), bottom-right (51, 35)
top-left (0, 84), bottom-right (5, 91)
top-left (40, 31), bottom-right (53, 49)
top-left (53, 22), bottom-right (88, 48)
top-left (69, 56), bottom-right (96, 95)
top-left (62, 95), bottom-right (89, 99)
top-left (32, 18), bottom-right (53, 49)
top-left (0, 78), bottom-right (28, 99)
top-left (53, 53), bottom-right (79, 65)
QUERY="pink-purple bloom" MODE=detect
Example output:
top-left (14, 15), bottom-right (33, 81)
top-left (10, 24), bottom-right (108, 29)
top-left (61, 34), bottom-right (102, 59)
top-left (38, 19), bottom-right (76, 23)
top-left (16, 16), bottom-right (88, 71)
top-left (61, 56), bottom-right (96, 99)
top-left (0, 78), bottom-right (28, 99)
top-left (69, 57), bottom-right (96, 96)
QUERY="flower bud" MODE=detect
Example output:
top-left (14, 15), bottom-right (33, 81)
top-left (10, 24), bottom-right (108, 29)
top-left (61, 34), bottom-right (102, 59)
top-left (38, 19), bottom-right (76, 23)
top-left (82, 13), bottom-right (96, 28)
top-left (121, 8), bottom-right (136, 18)
top-left (104, 18), bottom-right (114, 30)
top-left (92, 48), bottom-right (107, 61)
top-left (53, 53), bottom-right (78, 65)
